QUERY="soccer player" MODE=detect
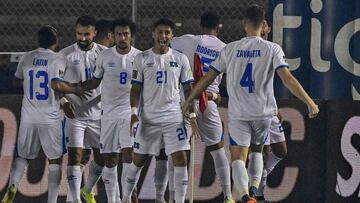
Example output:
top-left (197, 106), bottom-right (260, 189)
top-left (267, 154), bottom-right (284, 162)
top-left (64, 17), bottom-right (117, 203)
top-left (122, 18), bottom-right (197, 203)
top-left (77, 18), bottom-right (141, 203)
top-left (95, 19), bottom-right (115, 48)
top-left (1, 25), bottom-right (80, 203)
top-left (182, 5), bottom-right (319, 203)
top-left (170, 11), bottom-right (234, 203)
top-left (60, 15), bottom-right (106, 203)
top-left (254, 18), bottom-right (288, 201)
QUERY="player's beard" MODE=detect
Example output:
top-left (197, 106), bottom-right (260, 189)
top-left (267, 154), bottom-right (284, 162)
top-left (77, 40), bottom-right (92, 50)
top-left (117, 42), bottom-right (128, 50)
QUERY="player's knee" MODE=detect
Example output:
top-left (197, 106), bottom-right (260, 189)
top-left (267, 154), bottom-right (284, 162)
top-left (121, 148), bottom-right (133, 163)
top-left (67, 147), bottom-right (82, 165)
top-left (80, 149), bottom-right (92, 165)
top-left (271, 142), bottom-right (287, 159)
top-left (171, 150), bottom-right (187, 167)
top-left (48, 157), bottom-right (62, 165)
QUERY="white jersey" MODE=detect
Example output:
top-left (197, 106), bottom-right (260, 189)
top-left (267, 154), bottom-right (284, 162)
top-left (211, 36), bottom-right (289, 120)
top-left (93, 46), bottom-right (141, 119)
top-left (131, 48), bottom-right (194, 124)
top-left (60, 43), bottom-right (107, 120)
top-left (171, 34), bottom-right (225, 93)
top-left (14, 48), bottom-right (66, 123)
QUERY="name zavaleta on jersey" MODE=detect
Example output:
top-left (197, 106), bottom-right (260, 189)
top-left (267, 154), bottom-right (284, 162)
top-left (60, 42), bottom-right (107, 120)
top-left (93, 46), bottom-right (141, 119)
top-left (14, 48), bottom-right (66, 123)
top-left (210, 36), bottom-right (289, 120)
top-left (131, 48), bottom-right (194, 124)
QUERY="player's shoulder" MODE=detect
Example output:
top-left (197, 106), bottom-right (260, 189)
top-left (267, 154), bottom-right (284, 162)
top-left (94, 43), bottom-right (107, 53)
top-left (131, 46), bottom-right (142, 56)
top-left (59, 43), bottom-right (76, 57)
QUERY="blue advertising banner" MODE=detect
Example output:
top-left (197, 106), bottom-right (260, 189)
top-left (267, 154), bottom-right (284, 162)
top-left (271, 0), bottom-right (360, 100)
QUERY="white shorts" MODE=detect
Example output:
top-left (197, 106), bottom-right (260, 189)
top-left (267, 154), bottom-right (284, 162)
top-left (134, 121), bottom-right (190, 156)
top-left (229, 118), bottom-right (271, 147)
top-left (196, 101), bottom-right (223, 146)
top-left (100, 118), bottom-right (133, 154)
top-left (67, 118), bottom-right (100, 149)
top-left (264, 116), bottom-right (286, 145)
top-left (17, 121), bottom-right (64, 160)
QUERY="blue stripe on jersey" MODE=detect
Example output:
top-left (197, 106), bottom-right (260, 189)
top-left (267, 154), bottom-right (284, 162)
top-left (209, 65), bottom-right (221, 74)
top-left (51, 77), bottom-right (63, 81)
top-left (275, 64), bottom-right (289, 71)
top-left (229, 135), bottom-right (238, 145)
top-left (61, 118), bottom-right (67, 154)
top-left (181, 79), bottom-right (194, 85)
top-left (131, 80), bottom-right (143, 85)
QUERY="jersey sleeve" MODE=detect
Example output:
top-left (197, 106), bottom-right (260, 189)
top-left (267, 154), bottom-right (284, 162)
top-left (131, 53), bottom-right (143, 85)
top-left (93, 54), bottom-right (104, 79)
top-left (14, 55), bottom-right (25, 79)
top-left (209, 46), bottom-right (227, 74)
top-left (272, 44), bottom-right (289, 71)
top-left (180, 54), bottom-right (194, 85)
top-left (50, 55), bottom-right (66, 81)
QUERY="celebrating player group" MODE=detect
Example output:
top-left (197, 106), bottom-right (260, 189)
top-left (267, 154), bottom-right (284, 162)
top-left (1, 4), bottom-right (319, 203)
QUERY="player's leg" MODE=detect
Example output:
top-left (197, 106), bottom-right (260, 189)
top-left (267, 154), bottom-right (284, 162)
top-left (81, 119), bottom-right (104, 203)
top-left (67, 119), bottom-right (86, 202)
top-left (2, 122), bottom-right (38, 203)
top-left (164, 122), bottom-right (191, 203)
top-left (122, 121), bottom-right (158, 203)
top-left (229, 120), bottom-right (255, 203)
top-left (168, 156), bottom-right (175, 203)
top-left (154, 148), bottom-right (168, 203)
top-left (198, 102), bottom-right (233, 202)
top-left (40, 121), bottom-right (65, 203)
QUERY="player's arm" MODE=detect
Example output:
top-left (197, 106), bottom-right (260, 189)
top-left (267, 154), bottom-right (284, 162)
top-left (276, 67), bottom-right (319, 118)
top-left (130, 83), bottom-right (142, 136)
top-left (80, 78), bottom-right (101, 91)
top-left (182, 68), bottom-right (219, 113)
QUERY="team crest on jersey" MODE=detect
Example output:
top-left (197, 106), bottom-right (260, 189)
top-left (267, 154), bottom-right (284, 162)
top-left (169, 62), bottom-right (178, 67)
top-left (132, 70), bottom-right (138, 79)
top-left (283, 55), bottom-right (287, 63)
top-left (72, 59), bottom-right (81, 65)
top-left (107, 62), bottom-right (116, 67)
top-left (146, 62), bottom-right (154, 67)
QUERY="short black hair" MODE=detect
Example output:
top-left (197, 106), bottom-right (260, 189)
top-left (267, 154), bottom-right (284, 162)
top-left (111, 18), bottom-right (137, 34)
top-left (200, 11), bottom-right (220, 29)
top-left (153, 18), bottom-right (175, 30)
top-left (95, 19), bottom-right (112, 41)
top-left (75, 15), bottom-right (96, 27)
top-left (244, 4), bottom-right (266, 28)
top-left (38, 25), bottom-right (57, 48)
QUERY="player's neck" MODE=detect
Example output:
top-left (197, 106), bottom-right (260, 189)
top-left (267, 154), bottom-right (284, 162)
top-left (116, 46), bottom-right (131, 55)
top-left (245, 27), bottom-right (262, 37)
top-left (152, 46), bottom-right (169, 55)
top-left (201, 28), bottom-right (218, 37)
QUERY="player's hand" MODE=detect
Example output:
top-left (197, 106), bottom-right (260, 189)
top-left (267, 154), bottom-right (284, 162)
top-left (308, 103), bottom-right (319, 118)
top-left (130, 114), bottom-right (139, 137)
top-left (212, 93), bottom-right (222, 105)
top-left (190, 117), bottom-right (201, 140)
top-left (75, 83), bottom-right (92, 101)
top-left (63, 102), bottom-right (75, 119)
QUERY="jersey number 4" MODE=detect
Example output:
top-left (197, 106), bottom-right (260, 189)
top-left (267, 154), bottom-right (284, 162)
top-left (240, 63), bottom-right (254, 93)
top-left (28, 70), bottom-right (49, 100)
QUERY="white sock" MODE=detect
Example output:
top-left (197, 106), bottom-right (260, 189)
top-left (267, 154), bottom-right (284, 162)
top-left (174, 166), bottom-right (188, 203)
top-left (47, 164), bottom-right (61, 203)
top-left (257, 169), bottom-right (267, 197)
top-left (265, 151), bottom-right (283, 175)
top-left (121, 163), bottom-right (131, 197)
top-left (168, 157), bottom-right (175, 203)
top-left (67, 165), bottom-right (82, 202)
top-left (115, 180), bottom-right (121, 203)
top-left (248, 152), bottom-right (263, 188)
top-left (8, 157), bottom-right (28, 187)
top-left (66, 164), bottom-right (85, 202)
top-left (84, 160), bottom-right (103, 193)
top-left (231, 160), bottom-right (249, 198)
top-left (102, 166), bottom-right (118, 203)
top-left (122, 163), bottom-right (142, 202)
top-left (155, 160), bottom-right (168, 201)
top-left (210, 148), bottom-right (232, 199)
